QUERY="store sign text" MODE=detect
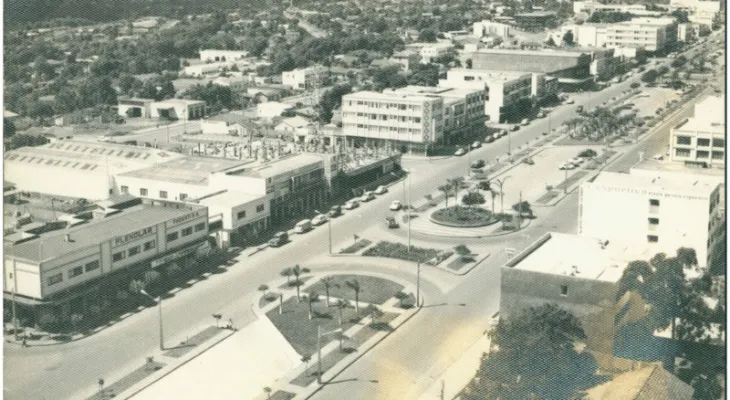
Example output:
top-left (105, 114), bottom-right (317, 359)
top-left (114, 227), bottom-right (154, 246)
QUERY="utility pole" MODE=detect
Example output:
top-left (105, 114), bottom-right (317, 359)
top-left (407, 172), bottom-right (412, 252)
top-left (416, 261), bottom-right (421, 307)
top-left (317, 325), bottom-right (322, 384)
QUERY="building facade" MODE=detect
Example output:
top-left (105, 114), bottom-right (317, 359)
top-left (514, 11), bottom-right (558, 31)
top-left (199, 49), bottom-right (249, 62)
top-left (472, 20), bottom-right (511, 38)
top-left (117, 98), bottom-right (155, 119)
top-left (670, 96), bottom-right (725, 167)
top-left (341, 91), bottom-right (445, 153)
top-left (151, 99), bottom-right (206, 120)
top-left (281, 66), bottom-right (329, 90)
top-left (604, 18), bottom-right (679, 53)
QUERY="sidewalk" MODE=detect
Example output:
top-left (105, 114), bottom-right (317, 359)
top-left (419, 334), bottom-right (492, 400)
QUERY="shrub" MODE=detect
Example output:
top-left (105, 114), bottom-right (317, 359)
top-left (454, 244), bottom-right (471, 255)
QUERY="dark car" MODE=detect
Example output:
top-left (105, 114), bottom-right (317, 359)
top-left (328, 205), bottom-right (342, 218)
top-left (385, 217), bottom-right (399, 229)
top-left (268, 231), bottom-right (289, 247)
top-left (576, 105), bottom-right (584, 113)
top-left (471, 159), bottom-right (486, 169)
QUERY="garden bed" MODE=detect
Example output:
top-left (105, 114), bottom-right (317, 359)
top-left (447, 255), bottom-right (477, 271)
top-left (339, 239), bottom-right (373, 254)
top-left (363, 241), bottom-right (441, 263)
top-left (430, 206), bottom-right (499, 227)
top-left (305, 275), bottom-right (404, 305)
top-left (535, 190), bottom-right (561, 204)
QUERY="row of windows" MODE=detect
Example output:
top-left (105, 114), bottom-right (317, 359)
top-left (124, 186), bottom-right (189, 201)
top-left (344, 123), bottom-right (424, 134)
top-left (348, 101), bottom-right (423, 111)
top-left (348, 113), bottom-right (424, 123)
top-left (237, 204), bottom-right (266, 220)
top-left (113, 240), bottom-right (157, 262)
top-left (675, 148), bottom-right (724, 159)
top-left (166, 222), bottom-right (206, 242)
top-left (47, 260), bottom-right (100, 287)
top-left (675, 136), bottom-right (724, 148)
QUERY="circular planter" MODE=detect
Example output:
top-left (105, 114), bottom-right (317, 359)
top-left (430, 206), bottom-right (500, 228)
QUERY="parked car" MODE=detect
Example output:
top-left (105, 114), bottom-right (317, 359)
top-left (344, 199), bottom-right (360, 209)
top-left (328, 205), bottom-right (342, 217)
top-left (471, 159), bottom-right (486, 169)
top-left (294, 219), bottom-right (313, 234)
top-left (269, 231), bottom-right (289, 247)
top-left (559, 162), bottom-right (577, 170)
top-left (570, 157), bottom-right (585, 165)
top-left (537, 111), bottom-right (546, 118)
top-left (653, 154), bottom-right (664, 161)
top-left (374, 185), bottom-right (388, 195)
top-left (360, 191), bottom-right (376, 202)
top-left (576, 105), bottom-right (584, 113)
top-left (312, 214), bottom-right (328, 226)
top-left (522, 157), bottom-right (534, 165)
top-left (471, 141), bottom-right (482, 149)
top-left (566, 98), bottom-right (575, 104)
top-left (385, 216), bottom-right (399, 229)
top-left (484, 134), bottom-right (495, 143)
top-left (455, 148), bottom-right (467, 156)
top-left (521, 118), bottom-right (530, 126)
top-left (511, 125), bottom-right (520, 132)
top-left (390, 200), bottom-right (402, 211)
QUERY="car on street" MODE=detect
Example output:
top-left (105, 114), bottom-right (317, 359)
top-left (511, 125), bottom-right (520, 132)
top-left (312, 214), bottom-right (329, 226)
top-left (521, 118), bottom-right (530, 126)
top-left (294, 219), bottom-right (313, 234)
top-left (576, 105), bottom-right (584, 113)
top-left (484, 134), bottom-right (495, 143)
top-left (390, 200), bottom-right (402, 211)
top-left (471, 159), bottom-right (486, 169)
top-left (653, 154), bottom-right (664, 161)
top-left (385, 216), bottom-right (399, 229)
top-left (537, 111), bottom-right (546, 118)
top-left (559, 162), bottom-right (577, 170)
top-left (344, 199), bottom-right (360, 209)
top-left (374, 185), bottom-right (388, 195)
top-left (455, 148), bottom-right (467, 156)
top-left (471, 141), bottom-right (482, 149)
top-left (328, 205), bottom-right (342, 217)
top-left (360, 191), bottom-right (376, 202)
top-left (566, 98), bottom-right (575, 104)
top-left (269, 231), bottom-right (289, 247)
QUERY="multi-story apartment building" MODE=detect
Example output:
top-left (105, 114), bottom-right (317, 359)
top-left (281, 66), bottom-right (329, 90)
top-left (604, 18), bottom-right (678, 53)
top-left (386, 86), bottom-right (486, 144)
top-left (670, 96), bottom-right (725, 167)
top-left (341, 91), bottom-right (444, 153)
top-left (472, 20), bottom-right (511, 38)
top-left (579, 170), bottom-right (724, 269)
top-left (405, 42), bottom-right (455, 63)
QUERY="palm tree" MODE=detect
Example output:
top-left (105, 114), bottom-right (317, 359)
top-left (301, 354), bottom-right (312, 371)
top-left (437, 183), bottom-right (452, 207)
top-left (281, 267), bottom-right (293, 284)
top-left (489, 190), bottom-right (498, 213)
top-left (335, 299), bottom-right (351, 326)
top-left (320, 277), bottom-right (336, 307)
top-left (345, 279), bottom-right (362, 313)
top-left (263, 387), bottom-right (272, 399)
top-left (258, 284), bottom-right (269, 298)
top-left (292, 265), bottom-right (311, 302)
top-left (307, 292), bottom-right (318, 320)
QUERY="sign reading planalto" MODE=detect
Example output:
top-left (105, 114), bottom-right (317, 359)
top-left (114, 227), bottom-right (154, 246)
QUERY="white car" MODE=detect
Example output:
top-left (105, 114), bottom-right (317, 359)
top-left (471, 141), bottom-right (482, 149)
top-left (570, 157), bottom-right (585, 165)
top-left (566, 98), bottom-right (575, 104)
top-left (360, 191), bottom-right (376, 202)
top-left (521, 118), bottom-right (530, 126)
top-left (344, 199), bottom-right (360, 210)
top-left (390, 200), bottom-right (402, 211)
top-left (559, 162), bottom-right (577, 170)
top-left (374, 185), bottom-right (388, 195)
top-left (312, 214), bottom-right (328, 226)
top-left (653, 154), bottom-right (664, 161)
top-left (455, 148), bottom-right (467, 156)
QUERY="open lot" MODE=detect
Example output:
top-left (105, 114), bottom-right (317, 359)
top-left (629, 87), bottom-right (682, 118)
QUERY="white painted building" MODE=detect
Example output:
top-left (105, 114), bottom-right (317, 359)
top-left (573, 1), bottom-right (662, 16)
top-left (255, 101), bottom-right (294, 120)
top-left (117, 98), bottom-right (155, 118)
top-left (670, 0), bottom-right (720, 26)
top-left (670, 96), bottom-right (725, 167)
top-left (472, 20), bottom-right (512, 38)
top-left (150, 99), bottom-right (206, 120)
top-left (605, 18), bottom-right (679, 52)
top-left (274, 116), bottom-right (314, 138)
top-left (281, 66), bottom-right (329, 89)
top-left (200, 113), bottom-right (256, 136)
top-left (340, 91), bottom-right (444, 152)
top-left (199, 49), bottom-right (249, 62)
top-left (579, 170), bottom-right (724, 268)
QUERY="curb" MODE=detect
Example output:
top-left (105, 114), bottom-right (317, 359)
top-left (439, 252), bottom-right (491, 277)
top-left (408, 216), bottom-right (532, 239)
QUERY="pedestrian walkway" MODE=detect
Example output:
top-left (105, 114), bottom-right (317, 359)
top-left (419, 335), bottom-right (492, 400)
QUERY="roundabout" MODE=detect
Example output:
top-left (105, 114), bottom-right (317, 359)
top-left (429, 206), bottom-right (500, 228)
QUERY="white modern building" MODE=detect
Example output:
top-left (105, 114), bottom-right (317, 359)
top-left (281, 66), bottom-right (329, 90)
top-left (255, 101), bottom-right (294, 120)
top-left (604, 18), bottom-right (679, 52)
top-left (117, 98), bottom-right (155, 118)
top-left (199, 49), bottom-right (249, 62)
top-left (670, 96), bottom-right (725, 167)
top-left (405, 42), bottom-right (455, 63)
top-left (200, 113), bottom-right (256, 136)
top-left (670, 0), bottom-right (721, 26)
top-left (151, 99), bottom-right (206, 120)
top-left (341, 91), bottom-right (444, 152)
top-left (472, 20), bottom-right (512, 38)
top-left (573, 1), bottom-right (662, 16)
top-left (579, 170), bottom-right (724, 268)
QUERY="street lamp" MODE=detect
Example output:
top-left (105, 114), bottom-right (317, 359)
top-left (317, 326), bottom-right (343, 383)
top-left (314, 210), bottom-right (332, 255)
top-left (140, 289), bottom-right (164, 350)
top-left (416, 261), bottom-right (421, 307)
top-left (489, 176), bottom-right (510, 213)
top-left (404, 169), bottom-right (416, 252)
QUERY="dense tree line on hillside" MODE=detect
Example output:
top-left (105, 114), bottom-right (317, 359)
top-left (587, 11), bottom-right (634, 23)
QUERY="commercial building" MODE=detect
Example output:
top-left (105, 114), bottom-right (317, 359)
top-left (199, 49), bottom-right (249, 62)
top-left (669, 96), bottom-right (725, 167)
top-left (200, 113), bottom-right (257, 136)
top-left (405, 42), bottom-right (455, 63)
top-left (3, 141), bottom-right (186, 200)
top-left (573, 1), bottom-right (662, 17)
top-left (604, 18), bottom-right (678, 53)
top-left (471, 49), bottom-right (594, 90)
top-left (501, 232), bottom-right (654, 371)
top-left (514, 11), bottom-right (558, 31)
top-left (472, 20), bottom-right (511, 38)
top-left (281, 66), bottom-right (329, 90)
top-left (150, 99), bottom-right (206, 120)
top-left (340, 91), bottom-right (444, 153)
top-left (4, 199), bottom-right (210, 326)
top-left (579, 170), bottom-right (724, 269)
top-left (117, 98), bottom-right (155, 118)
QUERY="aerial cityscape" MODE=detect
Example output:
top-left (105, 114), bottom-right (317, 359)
top-left (2, 0), bottom-right (726, 399)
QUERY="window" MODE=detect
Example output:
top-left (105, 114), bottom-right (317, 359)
top-left (144, 240), bottom-right (156, 251)
top-left (712, 151), bottom-right (723, 160)
top-left (675, 148), bottom-right (691, 157)
top-left (180, 193), bottom-right (188, 201)
top-left (676, 136), bottom-right (692, 145)
top-left (697, 150), bottom-right (709, 159)
top-left (182, 227), bottom-right (193, 237)
top-left (47, 273), bottom-right (63, 286)
top-left (560, 285), bottom-right (568, 296)
top-left (68, 266), bottom-right (83, 278)
top-left (713, 138), bottom-right (725, 148)
top-left (166, 232), bottom-right (179, 242)
top-left (121, 186), bottom-right (129, 194)
top-left (112, 251), bottom-right (126, 262)
top-left (195, 222), bottom-right (206, 232)
top-left (85, 260), bottom-right (100, 272)
top-left (128, 246), bottom-right (141, 256)
top-left (647, 235), bottom-right (659, 243)
top-left (648, 218), bottom-right (659, 225)
top-left (697, 138), bottom-right (711, 147)
top-left (237, 210), bottom-right (247, 220)
top-left (160, 190), bottom-right (168, 199)
top-left (649, 199), bottom-right (660, 207)
top-left (256, 204), bottom-right (265, 212)
top-left (140, 188), bottom-right (148, 196)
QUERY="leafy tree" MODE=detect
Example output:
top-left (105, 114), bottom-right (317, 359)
top-left (318, 84), bottom-right (352, 123)
top-left (511, 201), bottom-right (533, 217)
top-left (691, 374), bottom-right (723, 400)
top-left (258, 284), bottom-right (269, 297)
top-left (371, 65), bottom-right (407, 91)
top-left (670, 10), bottom-right (690, 23)
top-left (182, 83), bottom-right (233, 113)
top-left (546, 36), bottom-right (556, 46)
top-left (418, 29), bottom-right (438, 43)
top-left (641, 69), bottom-right (659, 83)
top-left (6, 134), bottom-right (51, 150)
top-left (630, 82), bottom-right (641, 89)
top-left (462, 192), bottom-right (486, 207)
top-left (157, 80), bottom-right (176, 100)
top-left (562, 30), bottom-right (574, 46)
top-left (465, 58), bottom-right (472, 69)
top-left (463, 304), bottom-right (599, 400)
top-left (4, 119), bottom-right (17, 138)
top-left (407, 63), bottom-right (440, 87)
top-left (54, 88), bottom-right (80, 115)
top-left (27, 101), bottom-right (55, 122)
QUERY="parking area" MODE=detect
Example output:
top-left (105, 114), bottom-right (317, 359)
top-left (628, 87), bottom-right (682, 119)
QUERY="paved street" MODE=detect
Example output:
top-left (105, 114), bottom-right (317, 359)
top-left (4, 45), bottom-right (723, 400)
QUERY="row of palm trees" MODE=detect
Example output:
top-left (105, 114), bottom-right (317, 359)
top-left (437, 176), bottom-right (509, 214)
top-left (565, 106), bottom-right (636, 142)
top-left (277, 267), bottom-right (365, 314)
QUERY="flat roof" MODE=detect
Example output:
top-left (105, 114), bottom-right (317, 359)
top-left (345, 90), bottom-right (444, 103)
top-left (8, 204), bottom-right (204, 263)
top-left (198, 191), bottom-right (265, 208)
top-left (118, 156), bottom-right (252, 185)
top-left (591, 171), bottom-right (718, 196)
top-left (515, 11), bottom-right (557, 16)
top-left (474, 48), bottom-right (585, 58)
top-left (513, 232), bottom-right (650, 282)
top-left (675, 117), bottom-right (724, 133)
top-left (228, 154), bottom-right (323, 178)
top-left (630, 160), bottom-right (725, 181)
top-left (153, 99), bottom-right (205, 106)
top-left (447, 68), bottom-right (532, 81)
